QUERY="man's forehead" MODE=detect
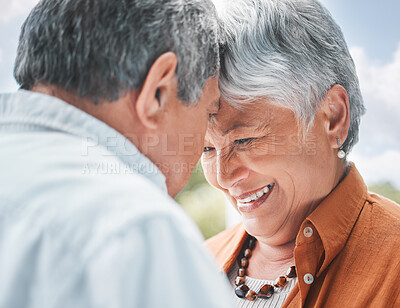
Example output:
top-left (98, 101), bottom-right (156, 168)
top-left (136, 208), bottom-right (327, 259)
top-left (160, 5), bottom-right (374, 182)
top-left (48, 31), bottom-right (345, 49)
top-left (205, 76), bottom-right (219, 96)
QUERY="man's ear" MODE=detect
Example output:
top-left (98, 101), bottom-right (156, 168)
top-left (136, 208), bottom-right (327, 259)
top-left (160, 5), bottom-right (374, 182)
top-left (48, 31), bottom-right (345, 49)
top-left (321, 84), bottom-right (350, 149)
top-left (134, 52), bottom-right (178, 129)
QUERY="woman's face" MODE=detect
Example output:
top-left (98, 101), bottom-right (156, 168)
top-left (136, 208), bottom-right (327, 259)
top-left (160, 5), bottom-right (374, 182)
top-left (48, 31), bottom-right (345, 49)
top-left (201, 99), bottom-right (338, 245)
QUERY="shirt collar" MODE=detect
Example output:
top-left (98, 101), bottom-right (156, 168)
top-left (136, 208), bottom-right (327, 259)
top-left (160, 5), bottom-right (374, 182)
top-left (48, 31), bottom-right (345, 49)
top-left (0, 90), bottom-right (167, 192)
top-left (302, 163), bottom-right (367, 275)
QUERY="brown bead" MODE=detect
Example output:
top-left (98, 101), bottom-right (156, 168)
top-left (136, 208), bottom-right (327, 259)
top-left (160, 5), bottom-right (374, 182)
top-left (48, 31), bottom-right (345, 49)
top-left (258, 284), bottom-right (274, 299)
top-left (235, 284), bottom-right (249, 298)
top-left (287, 266), bottom-right (297, 278)
top-left (244, 248), bottom-right (252, 258)
top-left (248, 238), bottom-right (256, 249)
top-left (274, 276), bottom-right (287, 288)
top-left (241, 258), bottom-right (249, 268)
top-left (246, 290), bottom-right (257, 301)
top-left (235, 276), bottom-right (246, 286)
top-left (238, 268), bottom-right (246, 277)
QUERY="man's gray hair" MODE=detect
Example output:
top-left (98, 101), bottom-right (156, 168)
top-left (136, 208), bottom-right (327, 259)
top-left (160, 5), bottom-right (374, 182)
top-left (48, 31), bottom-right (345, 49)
top-left (14, 0), bottom-right (219, 105)
top-left (216, 0), bottom-right (365, 153)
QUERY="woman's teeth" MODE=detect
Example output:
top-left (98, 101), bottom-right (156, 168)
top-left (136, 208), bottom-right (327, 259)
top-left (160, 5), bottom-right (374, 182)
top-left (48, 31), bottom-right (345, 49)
top-left (237, 184), bottom-right (274, 204)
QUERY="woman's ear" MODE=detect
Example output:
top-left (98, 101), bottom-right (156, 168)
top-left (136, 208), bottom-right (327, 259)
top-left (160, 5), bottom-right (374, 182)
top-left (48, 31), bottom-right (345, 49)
top-left (321, 85), bottom-right (350, 149)
top-left (134, 52), bottom-right (178, 130)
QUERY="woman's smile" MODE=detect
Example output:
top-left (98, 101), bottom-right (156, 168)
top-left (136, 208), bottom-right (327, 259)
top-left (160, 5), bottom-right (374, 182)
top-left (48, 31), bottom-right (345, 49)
top-left (235, 183), bottom-right (275, 213)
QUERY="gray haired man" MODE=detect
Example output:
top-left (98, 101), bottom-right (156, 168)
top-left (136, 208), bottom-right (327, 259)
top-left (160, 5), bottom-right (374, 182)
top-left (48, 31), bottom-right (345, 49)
top-left (0, 0), bottom-right (231, 307)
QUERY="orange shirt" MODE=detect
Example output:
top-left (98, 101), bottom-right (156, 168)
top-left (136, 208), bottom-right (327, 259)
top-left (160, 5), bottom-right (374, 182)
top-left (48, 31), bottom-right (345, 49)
top-left (206, 165), bottom-right (400, 307)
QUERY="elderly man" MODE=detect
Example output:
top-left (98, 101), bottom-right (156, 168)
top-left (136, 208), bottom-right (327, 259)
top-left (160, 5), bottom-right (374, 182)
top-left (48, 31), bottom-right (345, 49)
top-left (0, 0), bottom-right (232, 307)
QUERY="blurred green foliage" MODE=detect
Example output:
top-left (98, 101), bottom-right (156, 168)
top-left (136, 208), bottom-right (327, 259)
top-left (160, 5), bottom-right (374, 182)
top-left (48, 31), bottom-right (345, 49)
top-left (369, 182), bottom-right (400, 204)
top-left (175, 163), bottom-right (226, 240)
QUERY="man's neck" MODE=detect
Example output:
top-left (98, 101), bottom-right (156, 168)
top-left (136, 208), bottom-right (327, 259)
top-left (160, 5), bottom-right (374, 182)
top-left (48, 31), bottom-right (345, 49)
top-left (31, 84), bottom-right (94, 108)
top-left (31, 84), bottom-right (141, 137)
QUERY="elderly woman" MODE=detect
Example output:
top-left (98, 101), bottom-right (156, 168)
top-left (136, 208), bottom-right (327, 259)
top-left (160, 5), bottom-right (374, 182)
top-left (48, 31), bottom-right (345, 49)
top-left (203, 0), bottom-right (400, 307)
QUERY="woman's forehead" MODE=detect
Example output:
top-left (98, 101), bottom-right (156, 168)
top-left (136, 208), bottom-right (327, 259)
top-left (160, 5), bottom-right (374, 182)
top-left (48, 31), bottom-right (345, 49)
top-left (206, 99), bottom-right (299, 142)
top-left (212, 100), bottom-right (262, 123)
top-left (210, 100), bottom-right (287, 129)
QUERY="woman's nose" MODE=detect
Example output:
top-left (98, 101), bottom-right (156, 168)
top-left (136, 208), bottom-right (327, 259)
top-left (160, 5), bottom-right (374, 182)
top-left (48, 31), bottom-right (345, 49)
top-left (216, 151), bottom-right (249, 189)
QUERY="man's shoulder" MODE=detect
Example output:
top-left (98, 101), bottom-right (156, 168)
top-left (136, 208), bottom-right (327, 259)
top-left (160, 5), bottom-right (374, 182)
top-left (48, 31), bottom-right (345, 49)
top-left (0, 173), bottom-right (226, 307)
top-left (0, 130), bottom-right (201, 258)
top-left (0, 167), bottom-right (203, 269)
top-left (205, 223), bottom-right (247, 272)
top-left (51, 173), bottom-right (201, 257)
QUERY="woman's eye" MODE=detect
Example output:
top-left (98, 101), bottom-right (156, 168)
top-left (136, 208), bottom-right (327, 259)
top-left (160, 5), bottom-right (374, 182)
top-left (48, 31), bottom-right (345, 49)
top-left (234, 138), bottom-right (255, 145)
top-left (203, 146), bottom-right (215, 152)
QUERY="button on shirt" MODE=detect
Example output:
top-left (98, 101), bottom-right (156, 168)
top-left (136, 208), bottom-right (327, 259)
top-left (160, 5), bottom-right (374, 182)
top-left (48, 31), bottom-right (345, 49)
top-left (206, 164), bottom-right (400, 307)
top-left (303, 226), bottom-right (313, 238)
top-left (0, 90), bottom-right (233, 308)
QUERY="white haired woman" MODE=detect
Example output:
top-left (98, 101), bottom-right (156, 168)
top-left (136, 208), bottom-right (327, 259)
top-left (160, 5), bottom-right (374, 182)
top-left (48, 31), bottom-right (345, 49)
top-left (203, 0), bottom-right (400, 307)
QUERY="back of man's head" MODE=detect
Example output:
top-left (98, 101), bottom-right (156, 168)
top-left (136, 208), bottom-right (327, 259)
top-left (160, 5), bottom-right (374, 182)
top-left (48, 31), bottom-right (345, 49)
top-left (14, 0), bottom-right (219, 105)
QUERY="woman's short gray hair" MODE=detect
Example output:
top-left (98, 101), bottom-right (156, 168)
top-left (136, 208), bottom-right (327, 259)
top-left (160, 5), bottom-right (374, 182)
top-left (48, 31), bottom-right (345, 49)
top-left (14, 0), bottom-right (219, 105)
top-left (216, 0), bottom-right (365, 153)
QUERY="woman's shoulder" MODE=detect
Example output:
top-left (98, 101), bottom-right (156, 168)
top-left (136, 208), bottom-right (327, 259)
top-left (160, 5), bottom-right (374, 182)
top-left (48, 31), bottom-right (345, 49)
top-left (354, 191), bottom-right (400, 251)
top-left (366, 191), bottom-right (400, 222)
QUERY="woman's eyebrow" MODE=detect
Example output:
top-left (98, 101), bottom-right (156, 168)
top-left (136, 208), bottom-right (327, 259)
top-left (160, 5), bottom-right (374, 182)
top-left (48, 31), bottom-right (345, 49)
top-left (222, 120), bottom-right (271, 136)
top-left (222, 123), bottom-right (252, 136)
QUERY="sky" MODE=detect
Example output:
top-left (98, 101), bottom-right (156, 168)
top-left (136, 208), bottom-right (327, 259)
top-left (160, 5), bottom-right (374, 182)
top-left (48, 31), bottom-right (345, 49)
top-left (0, 0), bottom-right (399, 188)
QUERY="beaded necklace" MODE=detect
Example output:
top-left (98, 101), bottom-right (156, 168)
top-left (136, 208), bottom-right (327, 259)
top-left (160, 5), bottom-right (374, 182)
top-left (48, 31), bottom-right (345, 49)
top-left (234, 236), bottom-right (297, 301)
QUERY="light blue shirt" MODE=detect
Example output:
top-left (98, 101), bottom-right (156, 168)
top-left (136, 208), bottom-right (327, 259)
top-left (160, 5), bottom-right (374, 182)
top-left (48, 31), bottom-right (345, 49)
top-left (0, 90), bottom-right (233, 308)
